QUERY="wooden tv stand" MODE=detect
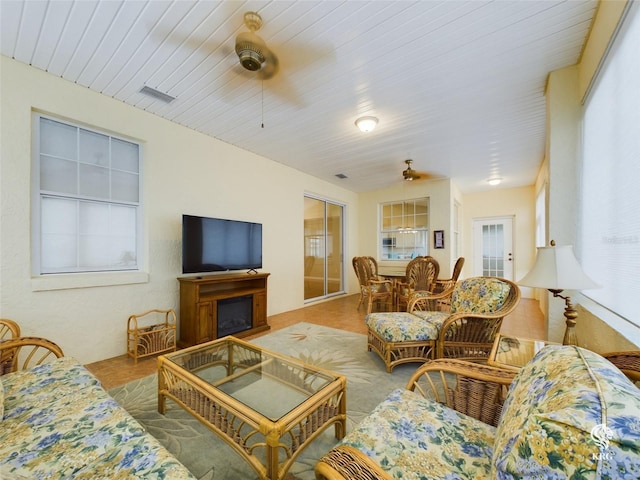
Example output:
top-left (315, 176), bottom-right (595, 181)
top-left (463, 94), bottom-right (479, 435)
top-left (177, 272), bottom-right (270, 348)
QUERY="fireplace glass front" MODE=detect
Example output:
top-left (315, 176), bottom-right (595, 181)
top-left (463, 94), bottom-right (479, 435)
top-left (217, 294), bottom-right (253, 337)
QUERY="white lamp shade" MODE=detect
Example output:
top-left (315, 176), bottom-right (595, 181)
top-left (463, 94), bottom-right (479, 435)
top-left (518, 244), bottom-right (599, 290)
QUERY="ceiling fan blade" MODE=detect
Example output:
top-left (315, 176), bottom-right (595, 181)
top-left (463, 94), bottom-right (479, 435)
top-left (258, 48), bottom-right (279, 80)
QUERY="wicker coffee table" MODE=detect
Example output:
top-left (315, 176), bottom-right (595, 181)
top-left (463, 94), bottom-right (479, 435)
top-left (158, 336), bottom-right (347, 480)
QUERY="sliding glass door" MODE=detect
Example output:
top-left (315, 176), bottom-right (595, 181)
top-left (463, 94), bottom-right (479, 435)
top-left (304, 195), bottom-right (344, 301)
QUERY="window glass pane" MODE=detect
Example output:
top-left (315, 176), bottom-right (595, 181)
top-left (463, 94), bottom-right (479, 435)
top-left (111, 171), bottom-right (139, 203)
top-left (79, 129), bottom-right (109, 166)
top-left (40, 156), bottom-right (77, 194)
top-left (109, 205), bottom-right (137, 268)
top-left (481, 224), bottom-right (504, 276)
top-left (41, 197), bottom-right (78, 272)
top-left (78, 202), bottom-right (137, 269)
top-left (79, 163), bottom-right (109, 199)
top-left (304, 196), bottom-right (343, 300)
top-left (112, 138), bottom-right (139, 173)
top-left (40, 118), bottom-right (77, 160)
top-left (79, 202), bottom-right (108, 268)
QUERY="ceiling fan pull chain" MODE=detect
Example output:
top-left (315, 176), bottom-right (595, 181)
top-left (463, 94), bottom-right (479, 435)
top-left (261, 79), bottom-right (264, 129)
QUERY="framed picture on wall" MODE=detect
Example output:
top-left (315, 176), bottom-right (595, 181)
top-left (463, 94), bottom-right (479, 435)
top-left (434, 230), bottom-right (445, 249)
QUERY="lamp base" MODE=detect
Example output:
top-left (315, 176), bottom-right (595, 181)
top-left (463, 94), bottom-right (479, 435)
top-left (562, 318), bottom-right (578, 346)
top-left (550, 289), bottom-right (579, 346)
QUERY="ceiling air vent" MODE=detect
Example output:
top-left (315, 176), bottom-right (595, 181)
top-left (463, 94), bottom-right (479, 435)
top-left (140, 86), bottom-right (176, 103)
top-left (335, 173), bottom-right (348, 179)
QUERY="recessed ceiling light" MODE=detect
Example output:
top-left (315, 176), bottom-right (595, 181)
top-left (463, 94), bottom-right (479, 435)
top-left (355, 116), bottom-right (378, 133)
top-left (487, 177), bottom-right (502, 186)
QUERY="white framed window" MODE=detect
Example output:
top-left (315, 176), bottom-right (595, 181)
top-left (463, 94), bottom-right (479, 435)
top-left (33, 114), bottom-right (141, 275)
top-left (380, 198), bottom-right (429, 261)
top-left (578, 1), bottom-right (639, 333)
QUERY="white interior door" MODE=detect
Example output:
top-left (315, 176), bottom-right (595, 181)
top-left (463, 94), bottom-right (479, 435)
top-left (473, 217), bottom-right (514, 280)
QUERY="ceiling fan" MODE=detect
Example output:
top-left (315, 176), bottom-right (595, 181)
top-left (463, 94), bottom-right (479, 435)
top-left (401, 159), bottom-right (444, 182)
top-left (234, 12), bottom-right (279, 80)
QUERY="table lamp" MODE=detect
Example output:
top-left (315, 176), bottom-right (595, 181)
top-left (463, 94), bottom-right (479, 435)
top-left (518, 241), bottom-right (599, 345)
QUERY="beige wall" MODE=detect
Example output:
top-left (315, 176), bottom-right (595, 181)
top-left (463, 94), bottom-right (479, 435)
top-left (0, 57), bottom-right (360, 363)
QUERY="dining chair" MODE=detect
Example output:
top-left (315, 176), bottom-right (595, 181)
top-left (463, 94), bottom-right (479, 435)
top-left (352, 256), bottom-right (394, 314)
top-left (394, 256), bottom-right (440, 311)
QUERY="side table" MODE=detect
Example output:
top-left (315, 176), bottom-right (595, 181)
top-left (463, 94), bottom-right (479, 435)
top-left (488, 334), bottom-right (558, 372)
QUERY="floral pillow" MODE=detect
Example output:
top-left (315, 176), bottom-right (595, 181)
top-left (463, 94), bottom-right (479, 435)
top-left (0, 375), bottom-right (4, 420)
top-left (492, 345), bottom-right (640, 478)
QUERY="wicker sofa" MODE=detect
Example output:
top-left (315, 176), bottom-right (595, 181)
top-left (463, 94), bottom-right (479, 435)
top-left (315, 345), bottom-right (640, 479)
top-left (0, 337), bottom-right (194, 479)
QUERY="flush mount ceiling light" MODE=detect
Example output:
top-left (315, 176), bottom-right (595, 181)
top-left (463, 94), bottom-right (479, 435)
top-left (355, 116), bottom-right (378, 133)
top-left (487, 177), bottom-right (502, 186)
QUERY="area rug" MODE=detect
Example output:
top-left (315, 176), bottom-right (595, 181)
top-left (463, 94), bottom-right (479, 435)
top-left (109, 323), bottom-right (416, 479)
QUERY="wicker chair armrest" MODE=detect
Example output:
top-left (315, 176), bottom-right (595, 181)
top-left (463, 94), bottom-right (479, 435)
top-left (408, 287), bottom-right (453, 302)
top-left (0, 336), bottom-right (64, 375)
top-left (0, 318), bottom-right (21, 340)
top-left (315, 445), bottom-right (393, 480)
top-left (369, 278), bottom-right (393, 288)
top-left (603, 350), bottom-right (640, 382)
top-left (433, 278), bottom-right (455, 292)
top-left (407, 287), bottom-right (454, 312)
top-left (406, 358), bottom-right (515, 426)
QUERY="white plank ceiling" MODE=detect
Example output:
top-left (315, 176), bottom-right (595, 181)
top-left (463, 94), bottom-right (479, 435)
top-left (1, 0), bottom-right (598, 193)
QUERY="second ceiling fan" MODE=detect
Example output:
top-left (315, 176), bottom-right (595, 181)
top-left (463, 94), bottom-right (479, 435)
top-left (401, 159), bottom-right (443, 182)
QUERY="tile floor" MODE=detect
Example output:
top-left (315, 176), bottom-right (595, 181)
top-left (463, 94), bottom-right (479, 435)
top-left (86, 293), bottom-right (544, 390)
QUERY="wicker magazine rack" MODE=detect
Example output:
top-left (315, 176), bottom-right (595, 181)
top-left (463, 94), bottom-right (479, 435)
top-left (127, 309), bottom-right (177, 363)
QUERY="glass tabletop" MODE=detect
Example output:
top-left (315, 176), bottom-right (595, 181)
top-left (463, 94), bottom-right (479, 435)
top-left (163, 337), bottom-right (338, 421)
top-left (490, 334), bottom-right (557, 371)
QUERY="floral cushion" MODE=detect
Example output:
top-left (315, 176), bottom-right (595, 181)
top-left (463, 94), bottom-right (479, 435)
top-left (0, 375), bottom-right (4, 420)
top-left (450, 277), bottom-right (511, 314)
top-left (492, 345), bottom-right (640, 479)
top-left (338, 388), bottom-right (496, 479)
top-left (0, 356), bottom-right (194, 479)
top-left (366, 311), bottom-right (448, 342)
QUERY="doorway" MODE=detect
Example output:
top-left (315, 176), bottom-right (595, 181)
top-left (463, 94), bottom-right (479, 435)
top-left (304, 196), bottom-right (345, 301)
top-left (472, 216), bottom-right (514, 280)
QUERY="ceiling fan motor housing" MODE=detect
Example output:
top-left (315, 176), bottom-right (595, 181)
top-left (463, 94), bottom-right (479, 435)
top-left (235, 32), bottom-right (266, 71)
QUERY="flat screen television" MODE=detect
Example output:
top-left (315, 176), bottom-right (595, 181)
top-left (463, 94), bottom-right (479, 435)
top-left (182, 214), bottom-right (262, 274)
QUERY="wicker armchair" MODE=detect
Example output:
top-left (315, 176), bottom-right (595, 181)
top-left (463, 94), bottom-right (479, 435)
top-left (315, 359), bottom-right (516, 479)
top-left (603, 350), bottom-right (640, 385)
top-left (353, 256), bottom-right (393, 314)
top-left (0, 336), bottom-right (64, 375)
top-left (394, 256), bottom-right (440, 311)
top-left (412, 277), bottom-right (521, 361)
top-left (366, 277), bottom-right (520, 372)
